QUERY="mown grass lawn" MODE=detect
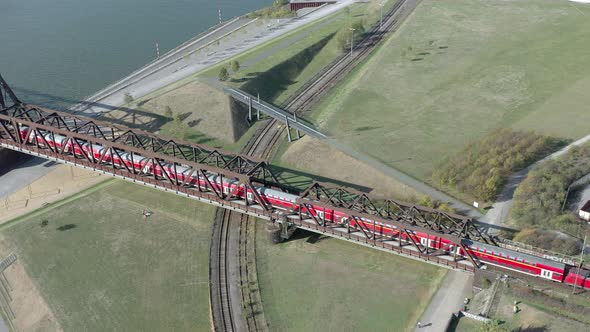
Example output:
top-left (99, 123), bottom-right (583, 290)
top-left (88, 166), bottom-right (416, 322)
top-left (312, 0), bottom-right (590, 181)
top-left (256, 228), bottom-right (447, 332)
top-left (1, 181), bottom-right (216, 332)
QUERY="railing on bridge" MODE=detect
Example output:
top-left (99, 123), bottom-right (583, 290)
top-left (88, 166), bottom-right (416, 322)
top-left (0, 74), bottom-right (492, 272)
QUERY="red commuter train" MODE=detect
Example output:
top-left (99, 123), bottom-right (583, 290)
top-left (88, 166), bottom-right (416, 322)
top-left (16, 126), bottom-right (590, 290)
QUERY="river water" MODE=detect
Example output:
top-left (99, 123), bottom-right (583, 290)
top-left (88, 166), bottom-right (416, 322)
top-left (0, 0), bottom-right (271, 109)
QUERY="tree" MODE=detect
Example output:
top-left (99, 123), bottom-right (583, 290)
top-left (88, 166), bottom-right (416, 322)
top-left (336, 19), bottom-right (365, 51)
top-left (231, 60), bottom-right (240, 73)
top-left (273, 0), bottom-right (288, 6)
top-left (174, 113), bottom-right (183, 124)
top-left (218, 67), bottom-right (229, 81)
top-left (164, 106), bottom-right (173, 118)
top-left (124, 92), bottom-right (134, 104)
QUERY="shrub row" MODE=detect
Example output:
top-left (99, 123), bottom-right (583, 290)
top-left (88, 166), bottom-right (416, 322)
top-left (433, 129), bottom-right (563, 202)
top-left (512, 144), bottom-right (590, 227)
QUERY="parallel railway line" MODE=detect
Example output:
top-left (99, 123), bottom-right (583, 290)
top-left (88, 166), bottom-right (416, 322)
top-left (210, 1), bottom-right (417, 330)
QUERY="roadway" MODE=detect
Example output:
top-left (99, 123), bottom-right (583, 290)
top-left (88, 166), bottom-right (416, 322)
top-left (415, 271), bottom-right (472, 332)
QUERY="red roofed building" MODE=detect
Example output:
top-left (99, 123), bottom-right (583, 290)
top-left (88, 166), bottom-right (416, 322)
top-left (289, 0), bottom-right (337, 11)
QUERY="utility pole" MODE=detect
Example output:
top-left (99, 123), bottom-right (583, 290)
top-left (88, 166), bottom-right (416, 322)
top-left (573, 235), bottom-right (587, 295)
top-left (155, 42), bottom-right (160, 59)
top-left (349, 27), bottom-right (356, 57)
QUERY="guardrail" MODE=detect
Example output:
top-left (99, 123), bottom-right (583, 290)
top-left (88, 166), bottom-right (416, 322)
top-left (225, 87), bottom-right (327, 140)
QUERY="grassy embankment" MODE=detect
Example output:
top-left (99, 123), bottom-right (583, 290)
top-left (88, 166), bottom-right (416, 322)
top-left (256, 229), bottom-right (447, 331)
top-left (299, 0), bottom-right (590, 201)
top-left (0, 181), bottom-right (214, 331)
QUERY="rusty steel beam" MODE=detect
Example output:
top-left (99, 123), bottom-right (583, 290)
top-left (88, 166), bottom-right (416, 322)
top-left (0, 75), bottom-right (482, 271)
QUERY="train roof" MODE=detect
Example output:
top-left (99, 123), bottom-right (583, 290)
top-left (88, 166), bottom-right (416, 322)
top-left (468, 240), bottom-right (566, 270)
top-left (263, 187), bottom-right (298, 201)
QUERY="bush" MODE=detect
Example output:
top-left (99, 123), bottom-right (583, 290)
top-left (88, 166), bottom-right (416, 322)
top-left (512, 144), bottom-right (590, 230)
top-left (478, 319), bottom-right (507, 332)
top-left (248, 2), bottom-right (295, 19)
top-left (336, 19), bottom-right (365, 51)
top-left (513, 227), bottom-right (581, 256)
top-left (164, 106), bottom-right (173, 118)
top-left (218, 67), bottom-right (229, 81)
top-left (123, 93), bottom-right (134, 104)
top-left (433, 129), bottom-right (563, 202)
top-left (231, 60), bottom-right (240, 72)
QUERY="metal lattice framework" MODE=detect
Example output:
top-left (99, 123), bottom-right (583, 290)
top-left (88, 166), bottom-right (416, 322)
top-left (291, 182), bottom-right (497, 269)
top-left (0, 74), bottom-right (497, 272)
top-left (299, 182), bottom-right (495, 243)
top-left (0, 74), bottom-right (281, 211)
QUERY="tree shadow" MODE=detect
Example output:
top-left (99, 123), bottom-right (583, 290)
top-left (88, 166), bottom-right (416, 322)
top-left (57, 224), bottom-right (77, 231)
top-left (512, 326), bottom-right (548, 332)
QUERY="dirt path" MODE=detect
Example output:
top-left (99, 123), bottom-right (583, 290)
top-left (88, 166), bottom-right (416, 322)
top-left (0, 164), bottom-right (105, 224)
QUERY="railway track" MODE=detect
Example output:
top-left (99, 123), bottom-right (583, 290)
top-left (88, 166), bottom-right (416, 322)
top-left (210, 1), bottom-right (417, 331)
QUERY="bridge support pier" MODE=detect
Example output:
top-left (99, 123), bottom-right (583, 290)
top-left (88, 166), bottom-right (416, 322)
top-left (285, 116), bottom-right (292, 142)
top-left (293, 112), bottom-right (301, 140)
top-left (248, 97), bottom-right (252, 122)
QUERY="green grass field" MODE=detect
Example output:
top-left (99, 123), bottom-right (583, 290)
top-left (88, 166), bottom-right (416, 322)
top-left (310, 0), bottom-right (590, 181)
top-left (0, 181), bottom-right (216, 332)
top-left (256, 228), bottom-right (447, 331)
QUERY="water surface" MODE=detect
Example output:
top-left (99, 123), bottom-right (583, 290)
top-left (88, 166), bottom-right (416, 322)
top-left (0, 0), bottom-right (271, 109)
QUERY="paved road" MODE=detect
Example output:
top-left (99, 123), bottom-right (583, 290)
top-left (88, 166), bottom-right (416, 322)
top-left (481, 133), bottom-right (590, 227)
top-left (415, 271), bottom-right (472, 332)
top-left (0, 157), bottom-right (58, 199)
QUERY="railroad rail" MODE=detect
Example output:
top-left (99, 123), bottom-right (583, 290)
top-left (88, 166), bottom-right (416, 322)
top-left (211, 2), bottom-right (434, 330)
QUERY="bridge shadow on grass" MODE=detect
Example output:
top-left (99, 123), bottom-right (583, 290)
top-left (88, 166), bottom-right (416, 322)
top-left (269, 164), bottom-right (373, 194)
top-left (11, 86), bottom-right (172, 133)
top-left (282, 229), bottom-right (331, 244)
top-left (239, 33), bottom-right (336, 103)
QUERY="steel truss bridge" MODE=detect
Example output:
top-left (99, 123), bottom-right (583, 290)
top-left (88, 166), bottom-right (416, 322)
top-left (0, 74), bottom-right (496, 272)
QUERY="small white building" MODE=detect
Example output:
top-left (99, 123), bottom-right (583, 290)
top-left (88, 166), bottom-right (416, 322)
top-left (578, 200), bottom-right (590, 221)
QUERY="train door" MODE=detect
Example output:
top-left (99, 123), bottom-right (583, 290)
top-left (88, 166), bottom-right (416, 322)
top-left (317, 210), bottom-right (324, 220)
top-left (540, 269), bottom-right (553, 280)
top-left (247, 191), bottom-right (253, 202)
top-left (420, 237), bottom-right (428, 247)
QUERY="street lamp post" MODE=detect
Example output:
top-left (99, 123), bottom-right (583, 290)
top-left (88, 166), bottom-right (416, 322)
top-left (349, 27), bottom-right (356, 57)
top-left (380, 1), bottom-right (385, 30)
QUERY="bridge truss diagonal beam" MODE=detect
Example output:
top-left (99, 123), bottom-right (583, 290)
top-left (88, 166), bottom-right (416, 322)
top-left (0, 74), bottom-right (486, 272)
